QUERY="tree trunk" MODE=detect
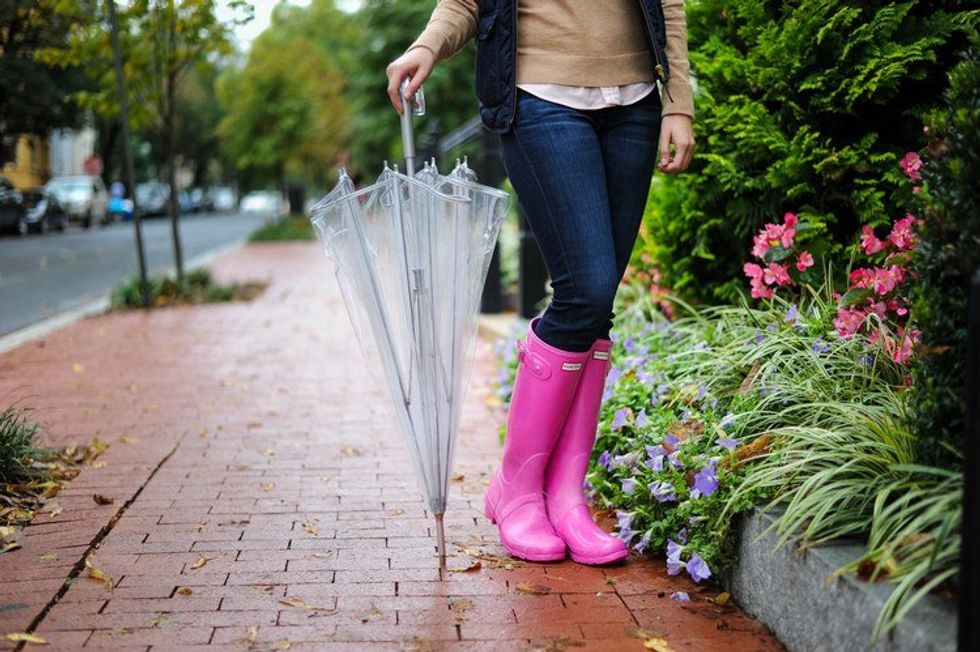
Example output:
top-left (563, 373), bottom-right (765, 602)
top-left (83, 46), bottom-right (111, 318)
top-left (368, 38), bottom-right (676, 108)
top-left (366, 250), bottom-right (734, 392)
top-left (164, 3), bottom-right (183, 280)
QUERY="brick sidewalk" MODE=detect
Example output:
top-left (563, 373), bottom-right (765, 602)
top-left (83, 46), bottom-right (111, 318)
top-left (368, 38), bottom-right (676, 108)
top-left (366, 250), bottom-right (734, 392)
top-left (0, 243), bottom-right (782, 651)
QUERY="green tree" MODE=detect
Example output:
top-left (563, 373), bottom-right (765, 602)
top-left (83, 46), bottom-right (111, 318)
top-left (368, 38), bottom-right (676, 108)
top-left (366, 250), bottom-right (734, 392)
top-left (0, 0), bottom-right (92, 162)
top-left (910, 29), bottom-right (980, 469)
top-left (347, 0), bottom-right (477, 175)
top-left (216, 0), bottom-right (352, 191)
top-left (636, 1), bottom-right (972, 303)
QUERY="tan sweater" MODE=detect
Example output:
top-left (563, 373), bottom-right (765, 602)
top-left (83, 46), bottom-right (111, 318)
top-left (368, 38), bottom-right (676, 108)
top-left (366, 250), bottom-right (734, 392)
top-left (409, 0), bottom-right (694, 119)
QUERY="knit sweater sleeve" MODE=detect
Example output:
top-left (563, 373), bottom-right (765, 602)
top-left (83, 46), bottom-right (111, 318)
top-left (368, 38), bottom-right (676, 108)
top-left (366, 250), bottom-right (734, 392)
top-left (661, 0), bottom-right (695, 119)
top-left (408, 0), bottom-right (479, 62)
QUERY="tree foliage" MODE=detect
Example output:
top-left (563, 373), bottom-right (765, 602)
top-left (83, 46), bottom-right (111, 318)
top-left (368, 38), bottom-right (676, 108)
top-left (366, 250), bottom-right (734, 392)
top-left (635, 1), bottom-right (973, 303)
top-left (910, 27), bottom-right (980, 469)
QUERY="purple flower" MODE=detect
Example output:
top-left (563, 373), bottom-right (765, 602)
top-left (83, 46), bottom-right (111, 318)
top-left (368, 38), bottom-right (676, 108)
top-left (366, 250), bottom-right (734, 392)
top-left (621, 478), bottom-right (638, 495)
top-left (645, 444), bottom-right (666, 458)
top-left (812, 338), bottom-right (831, 354)
top-left (785, 303), bottom-right (799, 324)
top-left (624, 337), bottom-right (636, 352)
top-left (666, 452), bottom-right (683, 470)
top-left (677, 527), bottom-right (688, 544)
top-left (691, 466), bottom-right (719, 499)
top-left (860, 353), bottom-right (875, 367)
top-left (717, 438), bottom-right (738, 451)
top-left (753, 330), bottom-right (766, 345)
top-left (637, 369), bottom-right (655, 384)
top-left (669, 591), bottom-right (691, 602)
top-left (693, 341), bottom-right (710, 352)
top-left (611, 452), bottom-right (637, 470)
top-left (720, 413), bottom-right (736, 430)
top-left (634, 530), bottom-right (651, 553)
top-left (696, 384), bottom-right (707, 400)
top-left (616, 510), bottom-right (633, 532)
top-left (664, 434), bottom-right (680, 448)
top-left (650, 481), bottom-right (676, 503)
top-left (666, 558), bottom-right (684, 575)
top-left (636, 410), bottom-right (649, 428)
top-left (598, 450), bottom-right (613, 471)
top-left (666, 539), bottom-right (683, 561)
top-left (686, 554), bottom-right (712, 582)
top-left (611, 408), bottom-right (630, 430)
top-left (645, 454), bottom-right (664, 472)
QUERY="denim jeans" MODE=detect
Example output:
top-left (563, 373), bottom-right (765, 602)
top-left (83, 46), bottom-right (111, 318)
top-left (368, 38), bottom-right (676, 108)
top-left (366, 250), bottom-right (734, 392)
top-left (500, 88), bottom-right (662, 352)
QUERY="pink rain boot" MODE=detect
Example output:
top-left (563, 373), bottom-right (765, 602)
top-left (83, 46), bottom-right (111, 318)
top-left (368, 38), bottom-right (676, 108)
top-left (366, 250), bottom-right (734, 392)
top-left (484, 317), bottom-right (590, 561)
top-left (545, 337), bottom-right (629, 565)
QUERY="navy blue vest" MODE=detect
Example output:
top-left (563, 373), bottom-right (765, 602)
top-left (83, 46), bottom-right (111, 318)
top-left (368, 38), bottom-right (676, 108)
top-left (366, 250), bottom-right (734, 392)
top-left (474, 0), bottom-right (671, 134)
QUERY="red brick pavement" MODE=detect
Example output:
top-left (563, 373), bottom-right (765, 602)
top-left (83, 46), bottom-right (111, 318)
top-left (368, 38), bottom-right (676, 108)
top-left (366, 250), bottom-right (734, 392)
top-left (0, 243), bottom-right (782, 651)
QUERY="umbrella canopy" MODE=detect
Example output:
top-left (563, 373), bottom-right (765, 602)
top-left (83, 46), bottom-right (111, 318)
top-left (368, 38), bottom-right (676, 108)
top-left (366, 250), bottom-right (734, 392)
top-left (309, 95), bottom-right (508, 568)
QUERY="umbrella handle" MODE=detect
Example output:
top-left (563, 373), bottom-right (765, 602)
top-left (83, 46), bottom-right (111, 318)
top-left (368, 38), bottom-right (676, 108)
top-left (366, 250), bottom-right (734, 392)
top-left (399, 78), bottom-right (426, 177)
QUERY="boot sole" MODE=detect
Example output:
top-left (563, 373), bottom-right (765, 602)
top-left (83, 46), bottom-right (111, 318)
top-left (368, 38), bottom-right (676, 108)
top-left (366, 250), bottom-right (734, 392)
top-left (568, 548), bottom-right (629, 566)
top-left (484, 498), bottom-right (566, 562)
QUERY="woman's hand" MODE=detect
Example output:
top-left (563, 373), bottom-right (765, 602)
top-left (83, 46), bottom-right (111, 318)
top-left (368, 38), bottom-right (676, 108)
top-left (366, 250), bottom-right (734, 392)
top-left (658, 114), bottom-right (695, 174)
top-left (386, 46), bottom-right (436, 114)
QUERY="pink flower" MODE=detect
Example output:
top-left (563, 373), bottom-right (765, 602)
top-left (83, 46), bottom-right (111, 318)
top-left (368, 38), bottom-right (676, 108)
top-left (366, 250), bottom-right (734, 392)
top-left (796, 251), bottom-right (814, 271)
top-left (783, 212), bottom-right (799, 227)
top-left (764, 263), bottom-right (792, 286)
top-left (888, 214), bottom-right (919, 251)
top-left (751, 232), bottom-right (770, 259)
top-left (848, 268), bottom-right (875, 290)
top-left (743, 262), bottom-right (764, 280)
top-left (877, 328), bottom-right (921, 364)
top-left (900, 151), bottom-right (922, 182)
top-left (887, 299), bottom-right (908, 316)
top-left (872, 265), bottom-right (906, 296)
top-left (834, 307), bottom-right (867, 338)
top-left (860, 226), bottom-right (886, 255)
top-left (750, 276), bottom-right (774, 299)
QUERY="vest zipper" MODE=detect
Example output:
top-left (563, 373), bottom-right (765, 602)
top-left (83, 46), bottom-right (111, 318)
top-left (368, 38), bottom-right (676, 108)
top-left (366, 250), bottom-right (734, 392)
top-left (639, 0), bottom-right (673, 103)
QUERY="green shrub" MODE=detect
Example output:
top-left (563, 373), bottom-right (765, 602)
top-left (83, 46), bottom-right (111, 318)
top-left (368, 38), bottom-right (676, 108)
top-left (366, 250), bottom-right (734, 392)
top-left (249, 214), bottom-right (315, 242)
top-left (910, 31), bottom-right (980, 468)
top-left (0, 407), bottom-right (47, 484)
top-left (110, 267), bottom-right (264, 309)
top-left (636, 1), bottom-right (969, 303)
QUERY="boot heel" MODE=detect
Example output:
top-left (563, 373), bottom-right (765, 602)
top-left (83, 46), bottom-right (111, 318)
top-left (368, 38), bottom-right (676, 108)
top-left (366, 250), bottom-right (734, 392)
top-left (483, 497), bottom-right (497, 524)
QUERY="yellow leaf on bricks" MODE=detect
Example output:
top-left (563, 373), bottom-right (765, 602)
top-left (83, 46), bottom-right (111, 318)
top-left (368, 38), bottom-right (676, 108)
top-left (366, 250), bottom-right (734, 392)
top-left (92, 494), bottom-right (114, 505)
top-left (271, 640), bottom-right (291, 650)
top-left (644, 638), bottom-right (675, 652)
top-left (72, 362), bottom-right (84, 373)
top-left (84, 558), bottom-right (113, 589)
top-left (177, 587), bottom-right (194, 596)
top-left (515, 582), bottom-right (550, 595)
top-left (301, 520), bottom-right (319, 536)
top-left (5, 632), bottom-right (47, 644)
top-left (279, 597), bottom-right (336, 613)
top-left (713, 591), bottom-right (730, 605)
top-left (190, 555), bottom-right (216, 570)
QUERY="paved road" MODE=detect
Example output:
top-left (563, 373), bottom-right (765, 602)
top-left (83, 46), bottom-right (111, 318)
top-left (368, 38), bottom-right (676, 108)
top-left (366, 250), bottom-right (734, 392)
top-left (0, 211), bottom-right (270, 335)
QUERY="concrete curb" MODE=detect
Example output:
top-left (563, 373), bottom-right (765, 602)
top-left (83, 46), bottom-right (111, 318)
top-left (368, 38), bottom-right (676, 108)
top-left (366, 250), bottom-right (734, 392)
top-left (0, 237), bottom-right (248, 355)
top-left (727, 507), bottom-right (957, 652)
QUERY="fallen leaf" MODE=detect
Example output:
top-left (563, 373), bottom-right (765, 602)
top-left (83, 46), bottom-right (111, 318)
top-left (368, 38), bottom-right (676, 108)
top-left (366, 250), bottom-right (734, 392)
top-left (240, 625), bottom-right (258, 645)
top-left (447, 597), bottom-right (473, 622)
top-left (390, 508), bottom-right (405, 516)
top-left (261, 448), bottom-right (276, 457)
top-left (177, 587), bottom-right (194, 596)
top-left (1, 541), bottom-right (22, 554)
top-left (279, 597), bottom-right (336, 613)
top-left (359, 605), bottom-right (384, 623)
top-left (339, 445), bottom-right (362, 457)
top-left (91, 461), bottom-right (107, 469)
top-left (451, 474), bottom-right (465, 482)
top-left (271, 640), bottom-right (292, 650)
top-left (604, 576), bottom-right (617, 585)
top-left (455, 543), bottom-right (525, 570)
top-left (190, 555), bottom-right (215, 570)
top-left (311, 551), bottom-right (333, 559)
top-left (118, 435), bottom-right (138, 444)
top-left (301, 518), bottom-right (320, 536)
top-left (5, 632), bottom-right (47, 644)
top-left (516, 582), bottom-right (550, 595)
top-left (713, 591), bottom-right (730, 605)
top-left (92, 494), bottom-right (114, 505)
top-left (46, 504), bottom-right (63, 518)
top-left (0, 526), bottom-right (16, 540)
top-left (319, 474), bottom-right (332, 482)
top-left (451, 560), bottom-right (481, 573)
top-left (644, 637), bottom-right (675, 652)
top-left (261, 482), bottom-right (276, 492)
top-left (38, 554), bottom-right (58, 562)
top-left (193, 520), bottom-right (208, 532)
top-left (247, 422), bottom-right (262, 429)
top-left (72, 362), bottom-right (84, 373)
top-left (84, 558), bottom-right (113, 590)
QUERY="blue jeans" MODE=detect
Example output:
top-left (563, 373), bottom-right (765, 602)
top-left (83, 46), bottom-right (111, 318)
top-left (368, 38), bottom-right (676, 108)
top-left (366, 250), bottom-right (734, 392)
top-left (500, 88), bottom-right (662, 352)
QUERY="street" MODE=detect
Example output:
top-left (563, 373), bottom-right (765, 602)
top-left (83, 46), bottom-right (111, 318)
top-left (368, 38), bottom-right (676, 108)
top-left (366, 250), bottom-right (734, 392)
top-left (0, 211), bottom-right (269, 335)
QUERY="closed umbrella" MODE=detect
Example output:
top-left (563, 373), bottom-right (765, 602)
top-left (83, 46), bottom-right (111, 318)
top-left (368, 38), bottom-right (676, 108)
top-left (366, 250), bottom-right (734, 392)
top-left (309, 85), bottom-right (509, 569)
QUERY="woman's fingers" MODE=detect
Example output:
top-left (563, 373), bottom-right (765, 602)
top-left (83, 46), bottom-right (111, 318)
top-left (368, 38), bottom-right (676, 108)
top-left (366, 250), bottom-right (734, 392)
top-left (658, 116), bottom-right (696, 174)
top-left (386, 64), bottom-right (409, 114)
top-left (402, 61), bottom-right (432, 107)
top-left (385, 48), bottom-right (436, 114)
top-left (658, 128), bottom-right (673, 172)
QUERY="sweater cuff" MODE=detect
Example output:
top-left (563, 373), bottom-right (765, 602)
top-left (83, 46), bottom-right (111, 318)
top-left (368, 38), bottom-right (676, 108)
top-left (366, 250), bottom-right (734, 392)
top-left (661, 79), bottom-right (695, 120)
top-left (408, 28), bottom-right (448, 62)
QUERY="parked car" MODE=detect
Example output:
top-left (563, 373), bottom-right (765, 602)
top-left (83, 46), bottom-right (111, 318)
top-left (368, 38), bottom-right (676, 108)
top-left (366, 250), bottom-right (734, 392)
top-left (44, 175), bottom-right (108, 228)
top-left (0, 176), bottom-right (25, 234)
top-left (240, 190), bottom-right (284, 215)
top-left (209, 186), bottom-right (237, 212)
top-left (135, 182), bottom-right (170, 217)
top-left (189, 187), bottom-right (211, 212)
top-left (178, 190), bottom-right (194, 215)
top-left (20, 189), bottom-right (69, 234)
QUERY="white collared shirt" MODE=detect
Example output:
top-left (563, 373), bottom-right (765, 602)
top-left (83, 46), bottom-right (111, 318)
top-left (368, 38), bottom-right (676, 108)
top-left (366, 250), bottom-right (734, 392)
top-left (516, 82), bottom-right (658, 109)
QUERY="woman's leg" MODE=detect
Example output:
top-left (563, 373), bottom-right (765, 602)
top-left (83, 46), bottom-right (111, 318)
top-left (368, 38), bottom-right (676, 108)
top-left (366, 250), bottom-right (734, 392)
top-left (593, 91), bottom-right (663, 340)
top-left (500, 90), bottom-right (621, 352)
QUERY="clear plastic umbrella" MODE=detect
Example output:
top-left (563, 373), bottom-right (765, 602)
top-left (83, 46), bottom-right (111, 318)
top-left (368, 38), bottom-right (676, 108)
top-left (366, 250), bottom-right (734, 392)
top-left (309, 85), bottom-right (509, 569)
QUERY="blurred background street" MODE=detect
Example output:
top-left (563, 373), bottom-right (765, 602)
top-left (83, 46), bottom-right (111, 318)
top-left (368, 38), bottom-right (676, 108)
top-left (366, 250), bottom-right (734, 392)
top-left (0, 212), bottom-right (267, 335)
